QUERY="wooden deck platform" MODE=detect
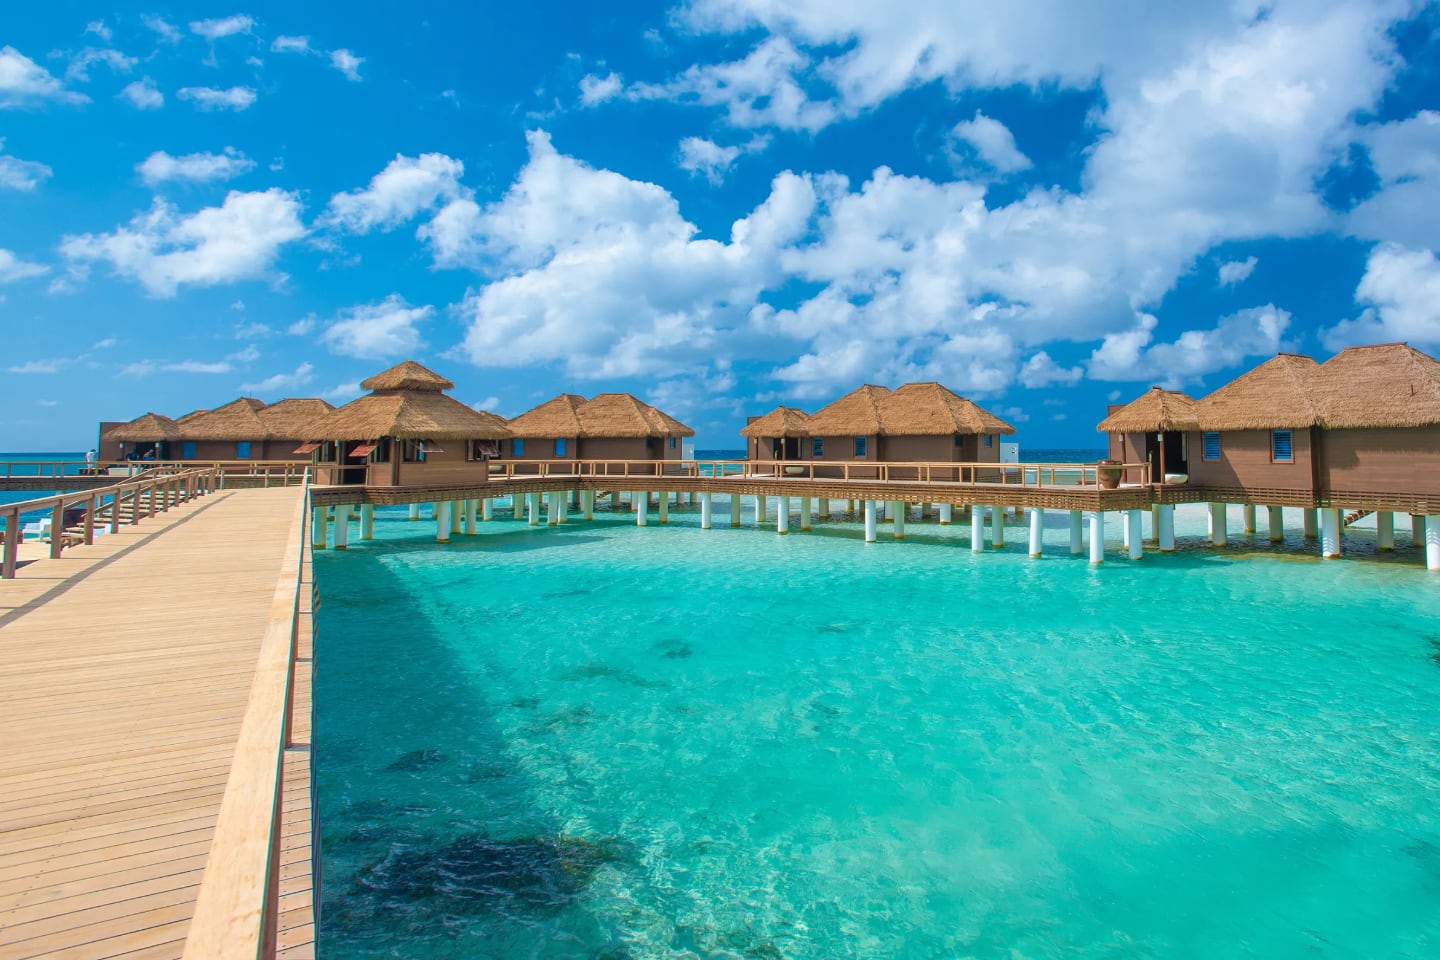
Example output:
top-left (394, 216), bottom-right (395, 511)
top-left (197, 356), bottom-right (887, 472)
top-left (0, 487), bottom-right (314, 960)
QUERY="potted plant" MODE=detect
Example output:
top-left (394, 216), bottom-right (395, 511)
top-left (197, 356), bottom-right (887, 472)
top-left (1096, 459), bottom-right (1123, 489)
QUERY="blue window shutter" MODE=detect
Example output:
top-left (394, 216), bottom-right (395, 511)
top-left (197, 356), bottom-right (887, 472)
top-left (1203, 432), bottom-right (1220, 460)
top-left (1272, 430), bottom-right (1293, 462)
top-left (555, 438), bottom-right (567, 457)
top-left (182, 441), bottom-right (195, 459)
top-left (236, 441), bottom-right (251, 459)
top-left (813, 437), bottom-right (824, 457)
top-left (854, 436), bottom-right (867, 457)
top-left (984, 435), bottom-right (992, 447)
top-left (514, 438), bottom-right (524, 457)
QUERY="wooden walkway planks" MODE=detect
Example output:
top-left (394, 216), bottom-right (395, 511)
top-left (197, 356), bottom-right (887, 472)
top-left (0, 487), bottom-right (313, 960)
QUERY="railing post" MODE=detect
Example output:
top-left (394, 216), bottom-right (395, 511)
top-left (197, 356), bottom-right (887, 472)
top-left (50, 501), bottom-right (65, 560)
top-left (2, 509), bottom-right (18, 578)
top-left (84, 494), bottom-right (96, 545)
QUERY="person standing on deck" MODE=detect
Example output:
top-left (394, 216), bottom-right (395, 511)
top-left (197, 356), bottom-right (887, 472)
top-left (85, 449), bottom-right (97, 471)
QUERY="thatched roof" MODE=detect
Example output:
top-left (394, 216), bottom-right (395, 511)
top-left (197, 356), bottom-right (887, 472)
top-left (103, 413), bottom-right (184, 442)
top-left (175, 408), bottom-right (208, 425)
top-left (178, 397), bottom-right (268, 441)
top-left (256, 398), bottom-right (336, 438)
top-left (305, 392), bottom-right (510, 441)
top-left (741, 406), bottom-right (812, 438)
top-left (506, 393), bottom-right (695, 438)
top-left (1194, 353), bottom-right (1323, 430)
top-left (1097, 387), bottom-right (1200, 433)
top-left (1311, 342), bottom-right (1440, 429)
top-left (806, 383), bottom-right (1015, 436)
top-left (360, 360), bottom-right (453, 393)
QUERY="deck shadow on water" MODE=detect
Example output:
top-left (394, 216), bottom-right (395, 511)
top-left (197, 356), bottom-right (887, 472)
top-left (315, 547), bottom-right (637, 959)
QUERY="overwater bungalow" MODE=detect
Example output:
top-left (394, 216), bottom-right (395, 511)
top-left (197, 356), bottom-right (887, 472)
top-left (301, 360), bottom-right (510, 485)
top-left (173, 398), bottom-right (270, 461)
top-left (101, 412), bottom-right (183, 463)
top-left (741, 406), bottom-right (812, 461)
top-left (1098, 387), bottom-right (1200, 484)
top-left (503, 393), bottom-right (694, 467)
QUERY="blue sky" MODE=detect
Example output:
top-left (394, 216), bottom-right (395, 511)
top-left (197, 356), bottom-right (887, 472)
top-left (2, 1), bottom-right (1438, 451)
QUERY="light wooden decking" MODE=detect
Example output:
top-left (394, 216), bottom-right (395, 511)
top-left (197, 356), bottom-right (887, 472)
top-left (0, 487), bottom-right (314, 960)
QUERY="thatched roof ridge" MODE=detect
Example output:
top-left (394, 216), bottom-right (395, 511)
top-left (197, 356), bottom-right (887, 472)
top-left (741, 406), bottom-right (812, 438)
top-left (103, 413), bottom-right (184, 442)
top-left (305, 392), bottom-right (510, 441)
top-left (179, 397), bottom-right (270, 441)
top-left (1194, 353), bottom-right (1323, 430)
top-left (1311, 342), bottom-right (1440, 429)
top-left (175, 408), bottom-right (208, 425)
top-left (881, 382), bottom-right (1016, 435)
top-left (360, 360), bottom-right (454, 393)
top-left (506, 394), bottom-right (586, 438)
top-left (806, 385), bottom-right (890, 436)
top-left (579, 393), bottom-right (695, 438)
top-left (1097, 387), bottom-right (1200, 433)
top-left (256, 398), bottom-right (336, 438)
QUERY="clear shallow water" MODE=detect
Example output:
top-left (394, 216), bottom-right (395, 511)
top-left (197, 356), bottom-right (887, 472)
top-left (315, 500), bottom-right (1440, 959)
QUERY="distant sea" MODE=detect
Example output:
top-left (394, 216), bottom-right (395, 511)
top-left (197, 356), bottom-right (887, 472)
top-left (0, 451), bottom-right (86, 523)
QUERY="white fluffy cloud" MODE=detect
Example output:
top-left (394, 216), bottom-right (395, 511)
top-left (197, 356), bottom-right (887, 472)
top-left (177, 86), bottom-right (256, 111)
top-left (0, 139), bottom-right (52, 191)
top-left (1322, 244), bottom-right (1440, 349)
top-left (143, 16), bottom-right (183, 44)
top-left (320, 295), bottom-right (432, 359)
top-left (240, 362), bottom-right (315, 394)
top-left (330, 49), bottom-right (364, 81)
top-left (190, 15), bottom-right (254, 41)
top-left (119, 78), bottom-right (164, 110)
top-left (678, 134), bottom-right (770, 184)
top-left (0, 249), bottom-right (49, 282)
top-left (1217, 256), bottom-right (1257, 286)
top-left (65, 48), bottom-right (137, 83)
top-left (1087, 304), bottom-right (1292, 385)
top-left (271, 36), bottom-right (311, 54)
top-left (950, 111), bottom-right (1031, 174)
top-left (0, 45), bottom-right (88, 107)
top-left (137, 148), bottom-right (255, 186)
top-left (579, 72), bottom-right (623, 104)
top-left (1348, 110), bottom-right (1440, 251)
top-left (60, 189), bottom-right (306, 297)
top-left (1018, 351), bottom-right (1082, 388)
top-left (325, 153), bottom-right (466, 233)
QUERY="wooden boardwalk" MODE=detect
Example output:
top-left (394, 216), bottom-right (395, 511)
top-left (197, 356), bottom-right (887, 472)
top-left (0, 487), bottom-right (314, 960)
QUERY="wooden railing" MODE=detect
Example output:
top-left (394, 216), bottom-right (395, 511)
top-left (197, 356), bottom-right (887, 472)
top-left (0, 466), bottom-right (221, 579)
top-left (182, 483), bottom-right (311, 959)
top-left (0, 460), bottom-right (313, 486)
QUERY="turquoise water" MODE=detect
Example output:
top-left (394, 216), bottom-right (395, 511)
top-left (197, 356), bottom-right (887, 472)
top-left (0, 451), bottom-right (86, 525)
top-left (315, 500), bottom-right (1440, 959)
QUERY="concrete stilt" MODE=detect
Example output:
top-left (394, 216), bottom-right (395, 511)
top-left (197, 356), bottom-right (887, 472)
top-left (483, 497), bottom-right (494, 521)
top-left (529, 492), bottom-right (541, 526)
top-left (1242, 504), bottom-right (1257, 533)
top-left (1069, 509), bottom-right (1084, 555)
top-left (700, 493), bottom-right (713, 529)
top-left (1123, 514), bottom-right (1131, 551)
top-left (1127, 510), bottom-right (1143, 560)
top-left (408, 502), bottom-right (420, 521)
top-left (1267, 506), bottom-right (1284, 542)
top-left (892, 501), bottom-right (905, 540)
top-left (818, 498), bottom-right (830, 519)
top-left (465, 500), bottom-right (477, 534)
top-left (990, 505), bottom-right (1003, 547)
top-left (1149, 504), bottom-right (1160, 541)
top-left (729, 493), bottom-right (741, 527)
top-left (1209, 503), bottom-right (1228, 546)
top-left (1414, 514), bottom-right (1427, 544)
top-left (864, 501), bottom-right (877, 543)
top-left (1029, 508), bottom-right (1044, 557)
top-left (756, 495), bottom-right (767, 527)
top-left (636, 493), bottom-right (648, 526)
top-left (939, 503), bottom-right (953, 525)
top-left (547, 493), bottom-right (560, 526)
top-left (1158, 504), bottom-right (1175, 552)
top-left (581, 491), bottom-right (593, 521)
top-left (558, 493), bottom-right (569, 525)
top-left (312, 506), bottom-right (328, 549)
top-left (451, 501), bottom-right (464, 535)
top-left (777, 497), bottom-right (790, 535)
top-left (436, 501), bottom-right (450, 543)
top-left (333, 506), bottom-right (350, 549)
top-left (1303, 509), bottom-right (1318, 539)
top-left (1089, 512), bottom-right (1105, 564)
top-left (658, 494), bottom-right (669, 525)
top-left (1377, 511), bottom-right (1394, 550)
top-left (1427, 516), bottom-right (1440, 571)
top-left (972, 506), bottom-right (985, 553)
top-left (921, 503), bottom-right (932, 520)
top-left (1321, 508), bottom-right (1342, 558)
top-left (360, 503), bottom-right (375, 539)
top-left (800, 497), bottom-right (812, 531)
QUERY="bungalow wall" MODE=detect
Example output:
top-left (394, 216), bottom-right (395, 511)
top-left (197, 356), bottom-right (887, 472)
top-left (1318, 427), bottom-right (1440, 503)
top-left (97, 422), bottom-right (125, 462)
top-left (1185, 428), bottom-right (1315, 501)
top-left (395, 444), bottom-right (485, 486)
top-left (172, 440), bottom-right (311, 461)
top-left (578, 437), bottom-right (683, 462)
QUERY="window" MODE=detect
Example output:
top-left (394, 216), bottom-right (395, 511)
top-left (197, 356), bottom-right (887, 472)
top-left (402, 440), bottom-right (427, 463)
top-left (954, 435), bottom-right (963, 447)
top-left (554, 438), bottom-right (568, 457)
top-left (984, 435), bottom-right (992, 448)
top-left (646, 437), bottom-right (655, 450)
top-left (813, 437), bottom-right (824, 457)
top-left (513, 438), bottom-right (524, 457)
top-left (1271, 429), bottom-right (1293, 463)
top-left (236, 441), bottom-right (251, 460)
top-left (669, 437), bottom-right (677, 449)
top-left (181, 441), bottom-right (195, 460)
top-left (854, 436), bottom-right (867, 457)
top-left (1203, 432), bottom-right (1221, 461)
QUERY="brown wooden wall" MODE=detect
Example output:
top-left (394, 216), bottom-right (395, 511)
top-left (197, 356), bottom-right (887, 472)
top-left (1185, 429), bottom-right (1314, 495)
top-left (1318, 427), bottom-right (1440, 499)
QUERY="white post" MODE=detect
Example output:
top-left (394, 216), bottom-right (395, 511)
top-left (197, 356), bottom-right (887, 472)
top-left (1321, 507), bottom-right (1341, 558)
top-left (1303, 508), bottom-right (1318, 539)
top-left (1376, 511), bottom-right (1394, 550)
top-left (990, 505), bottom-right (1003, 547)
top-left (755, 495), bottom-right (767, 526)
top-left (547, 493), bottom-right (559, 526)
top-left (700, 492), bottom-right (713, 529)
top-left (312, 506), bottom-right (328, 549)
top-left (939, 503), bottom-right (953, 525)
top-left (892, 501), bottom-right (905, 540)
top-left (818, 498), bottom-right (830, 519)
top-left (1267, 506), bottom-right (1284, 542)
top-left (1414, 514), bottom-right (1427, 544)
top-left (864, 501), bottom-right (877, 543)
top-left (465, 499), bottom-right (477, 534)
top-left (360, 503), bottom-right (375, 540)
top-left (1149, 504), bottom-right (1160, 541)
top-left (408, 502), bottom-right (420, 521)
top-left (1427, 516), bottom-right (1440, 571)
top-left (800, 497), bottom-right (812, 531)
top-left (1242, 504), bottom-right (1256, 533)
top-left (483, 497), bottom-right (494, 521)
top-left (1122, 513), bottom-right (1131, 551)
top-left (777, 496), bottom-right (790, 535)
top-left (558, 492), bottom-right (570, 525)
top-left (1158, 504), bottom-right (1175, 552)
top-left (636, 492), bottom-right (648, 526)
top-left (1069, 510), bottom-right (1083, 555)
top-left (529, 492), bottom-right (541, 526)
top-left (1028, 507), bottom-right (1044, 558)
top-left (972, 506), bottom-right (985, 553)
top-left (451, 500), bottom-right (464, 534)
top-left (436, 501), bottom-right (450, 543)
top-left (1127, 510), bottom-right (1143, 560)
top-left (1209, 503), bottom-right (1228, 546)
top-left (658, 493), bottom-right (669, 524)
top-left (581, 490), bottom-right (593, 521)
top-left (1089, 512), bottom-right (1105, 564)
top-left (333, 506), bottom-right (350, 550)
top-left (729, 493), bottom-right (741, 527)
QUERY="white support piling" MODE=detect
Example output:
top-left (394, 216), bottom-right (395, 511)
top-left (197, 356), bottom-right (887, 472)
top-left (1158, 504), bottom-right (1175, 552)
top-left (408, 502), bottom-right (420, 521)
top-left (1069, 510), bottom-right (1083, 555)
top-left (558, 493), bottom-right (570, 525)
top-left (1242, 504), bottom-right (1256, 534)
top-left (1321, 508), bottom-right (1342, 558)
top-left (1122, 513), bottom-right (1131, 551)
top-left (892, 501), bottom-right (905, 540)
top-left (658, 493), bottom-right (669, 525)
top-left (777, 497), bottom-right (791, 535)
top-left (451, 501), bottom-right (464, 535)
top-left (939, 503), bottom-right (953, 525)
top-left (1414, 514), bottom-right (1427, 544)
top-left (700, 492), bottom-right (713, 529)
top-left (921, 503), bottom-right (932, 521)
top-left (1427, 516), bottom-right (1440, 571)
top-left (729, 493), bottom-right (741, 527)
top-left (1149, 504), bottom-right (1160, 541)
top-left (547, 493), bottom-right (560, 526)
top-left (1127, 510), bottom-right (1143, 560)
top-left (755, 495), bottom-right (767, 527)
top-left (1209, 503), bottom-right (1228, 546)
top-left (800, 497), bottom-right (812, 531)
top-left (312, 506), bottom-right (328, 550)
top-left (636, 492), bottom-right (648, 526)
top-left (435, 501), bottom-right (450, 543)
top-left (581, 490), bottom-right (593, 521)
top-left (818, 498), bottom-right (831, 519)
top-left (864, 501), bottom-right (877, 543)
top-left (1089, 512), bottom-right (1105, 564)
top-left (972, 506), bottom-right (985, 553)
top-left (465, 500), bottom-right (477, 534)
top-left (1028, 508), bottom-right (1044, 558)
top-left (333, 506), bottom-right (350, 550)
top-left (360, 503), bottom-right (375, 540)
top-left (483, 497), bottom-right (495, 522)
top-left (990, 505), bottom-right (1003, 547)
top-left (529, 492), bottom-right (541, 527)
top-left (1377, 511), bottom-right (1394, 550)
top-left (1267, 506), bottom-right (1284, 542)
top-left (1303, 508), bottom-right (1318, 539)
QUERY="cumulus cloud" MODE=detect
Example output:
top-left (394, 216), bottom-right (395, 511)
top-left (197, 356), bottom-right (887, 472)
top-left (579, 72), bottom-right (623, 104)
top-left (1018, 351), bottom-right (1082, 388)
top-left (8, 358), bottom-right (63, 373)
top-left (678, 134), bottom-right (770, 184)
top-left (330, 49), bottom-right (364, 81)
top-left (320, 295), bottom-right (432, 359)
top-left (271, 36), bottom-right (311, 54)
top-left (177, 86), bottom-right (256, 111)
top-left (0, 249), bottom-right (48, 282)
top-left (1217, 256), bottom-right (1257, 286)
top-left (950, 111), bottom-right (1031, 174)
top-left (119, 77), bottom-right (164, 110)
top-left (190, 15), bottom-right (254, 41)
top-left (0, 45), bottom-right (88, 107)
top-left (143, 15), bottom-right (183, 44)
top-left (0, 139), bottom-right (52, 191)
top-left (1087, 304), bottom-right (1292, 385)
top-left (1321, 244), bottom-right (1440, 349)
top-left (65, 48), bottom-right (137, 83)
top-left (137, 148), bottom-right (255, 186)
top-left (240, 361), bottom-right (314, 394)
top-left (118, 345), bottom-right (261, 378)
top-left (59, 189), bottom-right (306, 297)
top-left (85, 21), bottom-right (112, 42)
top-left (325, 153), bottom-right (466, 232)
top-left (1348, 110), bottom-right (1440, 251)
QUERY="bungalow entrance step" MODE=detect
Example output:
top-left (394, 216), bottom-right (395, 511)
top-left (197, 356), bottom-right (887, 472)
top-left (1343, 509), bottom-right (1374, 527)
